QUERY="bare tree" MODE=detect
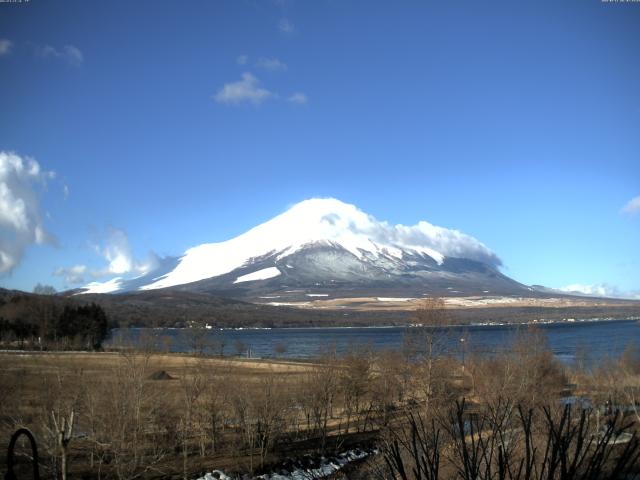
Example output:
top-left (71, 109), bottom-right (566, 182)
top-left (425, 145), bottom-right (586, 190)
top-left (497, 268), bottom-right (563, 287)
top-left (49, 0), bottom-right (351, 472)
top-left (41, 364), bottom-right (81, 480)
top-left (274, 342), bottom-right (287, 358)
top-left (98, 350), bottom-right (167, 480)
top-left (181, 328), bottom-right (211, 356)
top-left (380, 398), bottom-right (640, 480)
top-left (300, 349), bottom-right (339, 453)
top-left (339, 345), bottom-right (372, 434)
top-left (591, 343), bottom-right (640, 426)
top-left (470, 326), bottom-right (565, 411)
top-left (51, 409), bottom-right (74, 480)
top-left (234, 339), bottom-right (248, 357)
top-left (197, 363), bottom-right (228, 455)
top-left (405, 297), bottom-right (453, 413)
top-left (370, 349), bottom-right (409, 427)
top-left (253, 372), bottom-right (291, 469)
top-left (178, 360), bottom-right (205, 479)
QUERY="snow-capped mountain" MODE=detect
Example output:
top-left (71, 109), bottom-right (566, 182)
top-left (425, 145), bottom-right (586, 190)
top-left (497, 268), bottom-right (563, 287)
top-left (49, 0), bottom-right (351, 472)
top-left (80, 198), bottom-right (530, 300)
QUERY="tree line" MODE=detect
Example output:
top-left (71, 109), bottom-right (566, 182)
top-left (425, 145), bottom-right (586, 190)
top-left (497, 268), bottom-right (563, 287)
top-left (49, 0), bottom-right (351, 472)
top-left (0, 294), bottom-right (111, 350)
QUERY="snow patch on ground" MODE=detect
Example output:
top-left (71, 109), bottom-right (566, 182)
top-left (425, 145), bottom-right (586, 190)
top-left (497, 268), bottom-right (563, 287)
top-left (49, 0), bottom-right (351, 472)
top-left (376, 297), bottom-right (415, 302)
top-left (194, 448), bottom-right (375, 480)
top-left (233, 267), bottom-right (281, 284)
top-left (266, 301), bottom-right (311, 307)
top-left (306, 293), bottom-right (329, 297)
top-left (444, 296), bottom-right (520, 306)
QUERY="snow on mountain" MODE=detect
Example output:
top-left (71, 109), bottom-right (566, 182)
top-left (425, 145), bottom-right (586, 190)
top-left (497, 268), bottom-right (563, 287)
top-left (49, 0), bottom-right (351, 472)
top-left (81, 198), bottom-right (503, 294)
top-left (81, 277), bottom-right (123, 294)
top-left (233, 267), bottom-right (281, 284)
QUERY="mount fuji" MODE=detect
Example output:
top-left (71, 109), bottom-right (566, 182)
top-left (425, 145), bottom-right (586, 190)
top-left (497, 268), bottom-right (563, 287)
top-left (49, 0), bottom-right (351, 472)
top-left (79, 198), bottom-right (530, 301)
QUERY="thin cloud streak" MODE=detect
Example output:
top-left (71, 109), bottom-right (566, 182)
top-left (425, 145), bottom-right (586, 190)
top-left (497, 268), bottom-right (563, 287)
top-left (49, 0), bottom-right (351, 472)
top-left (278, 18), bottom-right (294, 33)
top-left (288, 92), bottom-right (308, 104)
top-left (559, 283), bottom-right (640, 300)
top-left (36, 44), bottom-right (84, 66)
top-left (256, 57), bottom-right (287, 71)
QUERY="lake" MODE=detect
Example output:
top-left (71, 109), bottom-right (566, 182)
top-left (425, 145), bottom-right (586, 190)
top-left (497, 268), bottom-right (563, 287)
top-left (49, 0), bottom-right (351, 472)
top-left (108, 318), bottom-right (640, 364)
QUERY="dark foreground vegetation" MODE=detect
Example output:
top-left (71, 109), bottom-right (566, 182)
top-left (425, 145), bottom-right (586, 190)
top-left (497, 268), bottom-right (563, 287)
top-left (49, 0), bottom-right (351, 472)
top-left (380, 400), bottom-right (640, 480)
top-left (0, 293), bottom-right (110, 350)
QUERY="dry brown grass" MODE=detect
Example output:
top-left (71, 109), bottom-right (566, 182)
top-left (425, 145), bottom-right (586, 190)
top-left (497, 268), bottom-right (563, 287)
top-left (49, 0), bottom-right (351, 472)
top-left (0, 352), bottom-right (328, 479)
top-left (0, 331), bottom-right (588, 480)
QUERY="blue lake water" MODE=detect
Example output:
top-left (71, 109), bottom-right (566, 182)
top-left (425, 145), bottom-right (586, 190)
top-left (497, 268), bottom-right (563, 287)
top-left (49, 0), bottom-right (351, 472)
top-left (108, 318), bottom-right (640, 364)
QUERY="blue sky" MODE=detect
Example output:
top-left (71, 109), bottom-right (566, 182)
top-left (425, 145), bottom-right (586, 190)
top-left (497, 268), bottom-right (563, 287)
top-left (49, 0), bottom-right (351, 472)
top-left (1, 0), bottom-right (639, 296)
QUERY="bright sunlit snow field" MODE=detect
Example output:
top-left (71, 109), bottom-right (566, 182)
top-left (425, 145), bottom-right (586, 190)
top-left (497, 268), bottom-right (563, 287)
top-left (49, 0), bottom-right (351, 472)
top-left (85, 198), bottom-right (499, 293)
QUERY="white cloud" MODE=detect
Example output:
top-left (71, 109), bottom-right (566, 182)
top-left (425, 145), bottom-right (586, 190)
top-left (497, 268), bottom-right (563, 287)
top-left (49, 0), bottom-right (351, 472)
top-left (621, 195), bottom-right (640, 216)
top-left (53, 264), bottom-right (87, 284)
top-left (0, 151), bottom-right (55, 274)
top-left (92, 227), bottom-right (159, 277)
top-left (0, 39), bottom-right (13, 56)
top-left (213, 72), bottom-right (274, 105)
top-left (236, 54), bottom-right (248, 65)
top-left (256, 57), bottom-right (287, 71)
top-left (37, 44), bottom-right (84, 66)
top-left (294, 198), bottom-right (501, 267)
top-left (559, 283), bottom-right (640, 300)
top-left (372, 218), bottom-right (501, 267)
top-left (288, 92), bottom-right (308, 104)
top-left (278, 18), bottom-right (294, 33)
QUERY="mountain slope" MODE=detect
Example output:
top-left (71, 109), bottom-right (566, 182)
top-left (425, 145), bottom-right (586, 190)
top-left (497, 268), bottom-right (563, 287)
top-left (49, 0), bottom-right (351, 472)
top-left (79, 198), bottom-right (529, 300)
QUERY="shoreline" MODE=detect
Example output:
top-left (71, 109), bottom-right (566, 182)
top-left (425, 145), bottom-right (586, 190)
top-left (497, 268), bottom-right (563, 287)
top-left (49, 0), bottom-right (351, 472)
top-left (121, 315), bottom-right (640, 331)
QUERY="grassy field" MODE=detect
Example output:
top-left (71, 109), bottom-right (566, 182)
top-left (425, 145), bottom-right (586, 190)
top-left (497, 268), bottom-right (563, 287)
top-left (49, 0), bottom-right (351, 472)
top-left (0, 350), bottom-right (382, 479)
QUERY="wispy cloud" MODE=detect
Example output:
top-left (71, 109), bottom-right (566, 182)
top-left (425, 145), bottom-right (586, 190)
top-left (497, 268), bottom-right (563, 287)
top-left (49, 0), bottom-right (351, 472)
top-left (213, 72), bottom-right (274, 105)
top-left (55, 227), bottom-right (159, 285)
top-left (91, 227), bottom-right (159, 277)
top-left (287, 92), bottom-right (308, 105)
top-left (236, 54), bottom-right (248, 65)
top-left (278, 18), bottom-right (295, 34)
top-left (0, 151), bottom-right (56, 274)
top-left (621, 195), bottom-right (640, 216)
top-left (53, 264), bottom-right (87, 284)
top-left (256, 57), bottom-right (287, 71)
top-left (559, 283), bottom-right (640, 300)
top-left (0, 39), bottom-right (13, 56)
top-left (36, 44), bottom-right (84, 66)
